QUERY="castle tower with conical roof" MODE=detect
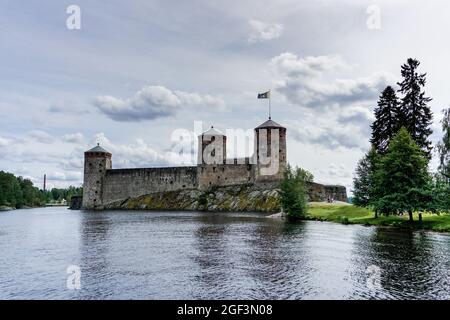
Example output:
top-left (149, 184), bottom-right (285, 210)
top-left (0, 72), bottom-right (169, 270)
top-left (82, 144), bottom-right (112, 209)
top-left (197, 126), bottom-right (227, 165)
top-left (254, 118), bottom-right (287, 182)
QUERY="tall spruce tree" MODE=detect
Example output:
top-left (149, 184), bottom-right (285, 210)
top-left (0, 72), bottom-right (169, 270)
top-left (374, 128), bottom-right (430, 221)
top-left (397, 58), bottom-right (433, 158)
top-left (437, 107), bottom-right (450, 182)
top-left (430, 174), bottom-right (450, 212)
top-left (352, 147), bottom-right (380, 214)
top-left (371, 86), bottom-right (400, 153)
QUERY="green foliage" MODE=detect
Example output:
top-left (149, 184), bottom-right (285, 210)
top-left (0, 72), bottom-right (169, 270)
top-left (371, 86), bottom-right (401, 154)
top-left (354, 59), bottom-right (450, 219)
top-left (198, 193), bottom-right (208, 207)
top-left (307, 203), bottom-right (450, 232)
top-left (279, 164), bottom-right (312, 218)
top-left (352, 147), bottom-right (380, 208)
top-left (0, 171), bottom-right (82, 208)
top-left (0, 171), bottom-right (43, 208)
top-left (373, 128), bottom-right (431, 217)
top-left (48, 186), bottom-right (83, 203)
top-left (368, 59), bottom-right (434, 159)
top-left (430, 174), bottom-right (450, 212)
top-left (437, 107), bottom-right (450, 182)
top-left (339, 216), bottom-right (349, 224)
top-left (397, 58), bottom-right (433, 158)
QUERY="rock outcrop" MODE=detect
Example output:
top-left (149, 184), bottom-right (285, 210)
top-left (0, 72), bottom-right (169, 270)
top-left (104, 184), bottom-right (281, 212)
top-left (99, 182), bottom-right (347, 212)
top-left (69, 196), bottom-right (83, 210)
top-left (307, 182), bottom-right (348, 202)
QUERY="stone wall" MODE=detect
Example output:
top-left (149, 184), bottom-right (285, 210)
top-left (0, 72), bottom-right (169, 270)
top-left (197, 163), bottom-right (255, 190)
top-left (306, 182), bottom-right (347, 202)
top-left (323, 185), bottom-right (348, 202)
top-left (84, 163), bottom-right (347, 210)
top-left (102, 166), bottom-right (197, 206)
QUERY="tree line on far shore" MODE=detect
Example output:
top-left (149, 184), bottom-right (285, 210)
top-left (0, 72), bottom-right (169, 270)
top-left (353, 58), bottom-right (450, 221)
top-left (0, 171), bottom-right (82, 209)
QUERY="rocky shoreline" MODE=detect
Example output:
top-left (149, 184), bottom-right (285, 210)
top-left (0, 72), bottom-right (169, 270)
top-left (0, 205), bottom-right (55, 211)
top-left (103, 184), bottom-right (281, 212)
top-left (73, 181), bottom-right (347, 211)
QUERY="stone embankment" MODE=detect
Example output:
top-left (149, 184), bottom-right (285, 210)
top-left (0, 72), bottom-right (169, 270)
top-left (104, 184), bottom-right (281, 212)
top-left (74, 182), bottom-right (347, 211)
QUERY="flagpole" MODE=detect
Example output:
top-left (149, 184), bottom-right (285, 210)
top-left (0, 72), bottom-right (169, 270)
top-left (269, 90), bottom-right (271, 120)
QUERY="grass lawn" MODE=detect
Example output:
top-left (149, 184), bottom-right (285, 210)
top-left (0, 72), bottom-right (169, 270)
top-left (306, 202), bottom-right (450, 233)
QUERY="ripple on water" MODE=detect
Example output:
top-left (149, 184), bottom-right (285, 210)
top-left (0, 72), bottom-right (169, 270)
top-left (1, 208), bottom-right (450, 299)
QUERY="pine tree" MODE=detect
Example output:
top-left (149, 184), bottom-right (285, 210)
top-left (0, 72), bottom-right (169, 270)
top-left (430, 174), bottom-right (450, 212)
top-left (437, 107), bottom-right (450, 182)
top-left (371, 86), bottom-right (400, 153)
top-left (374, 128), bottom-right (430, 221)
top-left (397, 58), bottom-right (433, 158)
top-left (352, 147), bottom-right (380, 215)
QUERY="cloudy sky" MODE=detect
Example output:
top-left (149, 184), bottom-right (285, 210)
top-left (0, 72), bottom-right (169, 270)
top-left (1, 0), bottom-right (449, 193)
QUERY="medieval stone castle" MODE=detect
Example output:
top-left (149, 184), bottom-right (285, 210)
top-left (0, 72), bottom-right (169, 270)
top-left (82, 118), bottom-right (347, 210)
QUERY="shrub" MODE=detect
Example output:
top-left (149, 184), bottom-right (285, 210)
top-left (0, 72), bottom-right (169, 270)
top-left (279, 164), bottom-right (312, 218)
top-left (198, 193), bottom-right (208, 207)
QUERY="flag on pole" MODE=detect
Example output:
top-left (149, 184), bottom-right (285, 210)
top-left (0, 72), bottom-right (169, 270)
top-left (258, 90), bottom-right (272, 119)
top-left (257, 91), bottom-right (270, 99)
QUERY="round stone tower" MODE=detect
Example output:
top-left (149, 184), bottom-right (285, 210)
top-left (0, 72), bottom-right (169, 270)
top-left (82, 144), bottom-right (112, 209)
top-left (254, 118), bottom-right (286, 182)
top-left (197, 126), bottom-right (227, 165)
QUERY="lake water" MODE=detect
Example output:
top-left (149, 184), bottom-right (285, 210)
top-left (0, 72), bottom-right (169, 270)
top-left (1, 207), bottom-right (450, 299)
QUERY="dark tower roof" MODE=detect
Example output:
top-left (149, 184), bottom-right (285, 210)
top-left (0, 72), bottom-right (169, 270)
top-left (85, 143), bottom-right (111, 154)
top-left (255, 119), bottom-right (285, 129)
top-left (199, 126), bottom-right (225, 136)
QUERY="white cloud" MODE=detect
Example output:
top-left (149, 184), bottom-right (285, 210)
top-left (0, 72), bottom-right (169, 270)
top-left (3, 0), bottom-right (447, 192)
top-left (248, 19), bottom-right (283, 43)
top-left (269, 52), bottom-right (396, 151)
top-left (91, 132), bottom-right (173, 168)
top-left (59, 154), bottom-right (84, 171)
top-left (47, 171), bottom-right (82, 182)
top-left (270, 53), bottom-right (346, 76)
top-left (28, 130), bottom-right (54, 144)
top-left (94, 85), bottom-right (226, 122)
top-left (288, 116), bottom-right (370, 151)
top-left (62, 132), bottom-right (84, 143)
top-left (0, 136), bottom-right (11, 147)
top-left (174, 91), bottom-right (226, 111)
top-left (48, 100), bottom-right (90, 115)
top-left (317, 163), bottom-right (351, 180)
top-left (271, 52), bottom-right (395, 110)
top-left (337, 105), bottom-right (374, 127)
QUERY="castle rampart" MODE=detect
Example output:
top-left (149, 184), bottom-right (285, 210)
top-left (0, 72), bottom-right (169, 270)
top-left (197, 163), bottom-right (254, 190)
top-left (82, 119), bottom-right (348, 210)
top-left (102, 166), bottom-right (198, 205)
